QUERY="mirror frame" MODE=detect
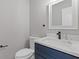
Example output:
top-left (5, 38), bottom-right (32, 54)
top-left (48, 0), bottom-right (78, 29)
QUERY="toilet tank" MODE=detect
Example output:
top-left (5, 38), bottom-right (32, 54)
top-left (29, 36), bottom-right (40, 49)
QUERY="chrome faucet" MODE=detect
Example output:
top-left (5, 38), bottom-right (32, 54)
top-left (57, 31), bottom-right (61, 40)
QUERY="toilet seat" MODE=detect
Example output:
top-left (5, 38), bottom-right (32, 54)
top-left (15, 48), bottom-right (34, 58)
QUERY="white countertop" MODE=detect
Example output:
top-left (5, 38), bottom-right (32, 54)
top-left (35, 37), bottom-right (79, 57)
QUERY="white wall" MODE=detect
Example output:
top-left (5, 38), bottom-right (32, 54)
top-left (0, 0), bottom-right (29, 59)
top-left (30, 0), bottom-right (49, 37)
top-left (30, 0), bottom-right (79, 39)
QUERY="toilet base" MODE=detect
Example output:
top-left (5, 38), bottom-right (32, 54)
top-left (29, 54), bottom-right (35, 59)
top-left (29, 55), bottom-right (35, 59)
top-left (15, 54), bottom-right (35, 59)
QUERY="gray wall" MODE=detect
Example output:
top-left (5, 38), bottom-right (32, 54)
top-left (30, 0), bottom-right (49, 37)
top-left (0, 0), bottom-right (29, 59)
top-left (30, 0), bottom-right (79, 39)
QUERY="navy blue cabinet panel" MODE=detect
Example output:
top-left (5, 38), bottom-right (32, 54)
top-left (35, 44), bottom-right (56, 59)
top-left (35, 43), bottom-right (79, 59)
top-left (35, 54), bottom-right (45, 59)
top-left (36, 52), bottom-right (56, 59)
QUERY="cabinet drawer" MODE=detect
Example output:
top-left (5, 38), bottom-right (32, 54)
top-left (35, 43), bottom-right (79, 59)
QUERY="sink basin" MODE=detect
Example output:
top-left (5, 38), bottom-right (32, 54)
top-left (69, 40), bottom-right (79, 51)
top-left (62, 40), bottom-right (79, 52)
top-left (41, 38), bottom-right (72, 48)
top-left (61, 40), bottom-right (72, 45)
top-left (36, 37), bottom-right (79, 52)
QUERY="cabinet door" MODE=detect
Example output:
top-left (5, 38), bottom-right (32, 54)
top-left (35, 54), bottom-right (45, 59)
top-left (35, 43), bottom-right (57, 57)
top-left (36, 52), bottom-right (56, 59)
top-left (35, 43), bottom-right (56, 59)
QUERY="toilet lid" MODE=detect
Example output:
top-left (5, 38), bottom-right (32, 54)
top-left (16, 48), bottom-right (34, 58)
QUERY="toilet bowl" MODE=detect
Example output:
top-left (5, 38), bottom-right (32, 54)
top-left (15, 36), bottom-right (40, 59)
top-left (15, 48), bottom-right (34, 59)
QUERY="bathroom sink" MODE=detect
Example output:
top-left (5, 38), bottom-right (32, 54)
top-left (69, 40), bottom-right (79, 51)
top-left (61, 40), bottom-right (72, 46)
top-left (38, 37), bottom-right (72, 48)
top-left (36, 37), bottom-right (79, 51)
top-left (62, 40), bottom-right (79, 52)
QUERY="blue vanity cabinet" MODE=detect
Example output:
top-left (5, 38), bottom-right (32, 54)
top-left (35, 43), bottom-right (79, 59)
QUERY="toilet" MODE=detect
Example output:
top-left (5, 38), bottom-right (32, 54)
top-left (15, 36), bottom-right (40, 59)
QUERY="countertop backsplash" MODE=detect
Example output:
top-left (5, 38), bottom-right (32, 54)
top-left (47, 33), bottom-right (79, 41)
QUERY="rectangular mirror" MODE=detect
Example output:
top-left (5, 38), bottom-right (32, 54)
top-left (48, 0), bottom-right (78, 29)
